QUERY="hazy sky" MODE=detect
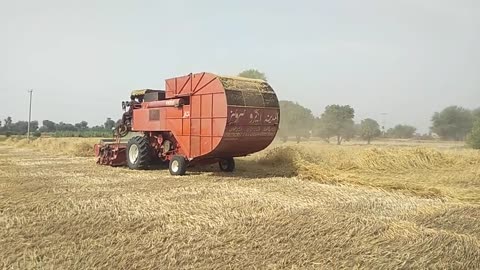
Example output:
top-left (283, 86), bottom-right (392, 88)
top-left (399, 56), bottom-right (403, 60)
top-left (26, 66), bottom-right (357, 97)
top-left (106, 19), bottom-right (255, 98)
top-left (2, 0), bottom-right (479, 132)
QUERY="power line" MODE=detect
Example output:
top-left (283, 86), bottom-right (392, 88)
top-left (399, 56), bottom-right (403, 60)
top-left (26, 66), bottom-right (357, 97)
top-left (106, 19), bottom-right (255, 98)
top-left (380, 112), bottom-right (388, 136)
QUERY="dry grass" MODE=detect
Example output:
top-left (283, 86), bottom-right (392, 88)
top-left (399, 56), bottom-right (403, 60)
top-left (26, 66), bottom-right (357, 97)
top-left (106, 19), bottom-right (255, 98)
top-left (255, 143), bottom-right (480, 202)
top-left (219, 76), bottom-right (267, 92)
top-left (5, 137), bottom-right (98, 157)
top-left (1, 139), bottom-right (480, 269)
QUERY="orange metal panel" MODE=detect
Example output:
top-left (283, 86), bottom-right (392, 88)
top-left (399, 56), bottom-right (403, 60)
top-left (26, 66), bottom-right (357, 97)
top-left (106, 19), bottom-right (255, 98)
top-left (191, 119), bottom-right (200, 135)
top-left (193, 76), bottom-right (222, 96)
top-left (201, 136), bottom-right (212, 156)
top-left (166, 118), bottom-right (183, 136)
top-left (132, 109), bottom-right (163, 131)
top-left (165, 78), bottom-right (175, 98)
top-left (212, 93), bottom-right (227, 118)
top-left (166, 107), bottom-right (183, 118)
top-left (212, 137), bottom-right (222, 149)
top-left (201, 94), bottom-right (213, 118)
top-left (191, 95), bottom-right (201, 118)
top-left (212, 118), bottom-right (226, 137)
top-left (175, 75), bottom-right (191, 96)
top-left (190, 136), bottom-right (200, 157)
top-left (183, 119), bottom-right (190, 135)
top-left (182, 105), bottom-right (190, 118)
top-left (201, 118), bottom-right (212, 136)
top-left (192, 72), bottom-right (206, 92)
top-left (165, 73), bottom-right (222, 98)
top-left (173, 135), bottom-right (190, 157)
top-left (160, 108), bottom-right (167, 129)
top-left (181, 105), bottom-right (191, 135)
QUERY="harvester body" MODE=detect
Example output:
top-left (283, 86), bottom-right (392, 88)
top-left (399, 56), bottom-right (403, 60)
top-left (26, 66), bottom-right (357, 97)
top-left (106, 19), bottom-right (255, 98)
top-left (94, 72), bottom-right (280, 175)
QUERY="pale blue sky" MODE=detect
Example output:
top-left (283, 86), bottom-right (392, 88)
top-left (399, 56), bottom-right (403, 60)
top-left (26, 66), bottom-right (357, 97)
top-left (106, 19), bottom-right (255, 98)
top-left (1, 0), bottom-right (479, 132)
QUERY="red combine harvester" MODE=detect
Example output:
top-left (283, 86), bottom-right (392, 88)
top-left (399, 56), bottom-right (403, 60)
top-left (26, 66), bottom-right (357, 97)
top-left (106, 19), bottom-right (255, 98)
top-left (94, 72), bottom-right (280, 175)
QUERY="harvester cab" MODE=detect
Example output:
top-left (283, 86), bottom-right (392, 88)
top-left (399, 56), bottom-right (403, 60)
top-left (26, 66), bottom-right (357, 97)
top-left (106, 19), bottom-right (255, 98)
top-left (94, 72), bottom-right (280, 175)
top-left (116, 89), bottom-right (164, 137)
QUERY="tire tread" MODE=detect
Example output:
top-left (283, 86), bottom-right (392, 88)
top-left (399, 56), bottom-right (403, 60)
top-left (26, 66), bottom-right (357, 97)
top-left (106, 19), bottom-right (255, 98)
top-left (127, 136), bottom-right (151, 170)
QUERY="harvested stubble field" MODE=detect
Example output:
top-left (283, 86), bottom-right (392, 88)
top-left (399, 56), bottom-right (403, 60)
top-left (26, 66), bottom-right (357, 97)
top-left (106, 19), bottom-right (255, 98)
top-left (1, 138), bottom-right (480, 269)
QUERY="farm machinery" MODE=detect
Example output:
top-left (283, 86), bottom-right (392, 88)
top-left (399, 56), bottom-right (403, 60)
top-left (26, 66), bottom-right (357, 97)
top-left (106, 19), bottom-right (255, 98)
top-left (94, 72), bottom-right (280, 175)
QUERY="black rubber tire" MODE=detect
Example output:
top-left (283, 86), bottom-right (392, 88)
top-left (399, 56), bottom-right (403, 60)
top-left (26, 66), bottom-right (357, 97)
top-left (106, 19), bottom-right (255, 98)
top-left (169, 155), bottom-right (188, 176)
top-left (126, 136), bottom-right (151, 170)
top-left (219, 157), bottom-right (235, 172)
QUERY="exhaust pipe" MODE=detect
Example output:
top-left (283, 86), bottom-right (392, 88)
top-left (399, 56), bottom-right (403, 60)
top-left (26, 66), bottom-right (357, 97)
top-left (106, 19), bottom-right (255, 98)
top-left (145, 98), bottom-right (184, 108)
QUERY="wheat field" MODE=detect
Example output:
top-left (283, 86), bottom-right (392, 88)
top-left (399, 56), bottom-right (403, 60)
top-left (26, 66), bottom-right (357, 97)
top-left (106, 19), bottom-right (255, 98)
top-left (1, 137), bottom-right (479, 269)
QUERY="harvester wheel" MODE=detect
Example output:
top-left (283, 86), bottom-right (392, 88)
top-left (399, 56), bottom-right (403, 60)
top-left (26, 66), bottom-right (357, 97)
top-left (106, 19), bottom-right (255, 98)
top-left (126, 136), bottom-right (151, 170)
top-left (219, 157), bottom-right (235, 172)
top-left (169, 156), bottom-right (187, 176)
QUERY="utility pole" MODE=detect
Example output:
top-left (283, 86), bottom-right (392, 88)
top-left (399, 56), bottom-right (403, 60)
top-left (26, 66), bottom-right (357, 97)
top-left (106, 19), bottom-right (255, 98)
top-left (380, 112), bottom-right (388, 137)
top-left (27, 89), bottom-right (33, 141)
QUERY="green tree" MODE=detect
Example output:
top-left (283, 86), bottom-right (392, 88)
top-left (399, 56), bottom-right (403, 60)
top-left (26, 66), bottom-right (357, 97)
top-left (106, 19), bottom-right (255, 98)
top-left (431, 106), bottom-right (473, 141)
top-left (278, 100), bottom-right (314, 143)
top-left (56, 122), bottom-right (77, 131)
top-left (473, 108), bottom-right (480, 120)
top-left (40, 120), bottom-right (57, 132)
top-left (5, 120), bottom-right (39, 135)
top-left (11, 121), bottom-right (27, 134)
top-left (360, 118), bottom-right (381, 144)
top-left (75, 121), bottom-right (89, 130)
top-left (104, 118), bottom-right (116, 130)
top-left (91, 125), bottom-right (107, 131)
top-left (314, 117), bottom-right (329, 143)
top-left (4, 116), bottom-right (12, 128)
top-left (387, 124), bottom-right (417, 139)
top-left (467, 119), bottom-right (480, 149)
top-left (29, 121), bottom-right (39, 133)
top-left (238, 69), bottom-right (267, 81)
top-left (318, 105), bottom-right (355, 145)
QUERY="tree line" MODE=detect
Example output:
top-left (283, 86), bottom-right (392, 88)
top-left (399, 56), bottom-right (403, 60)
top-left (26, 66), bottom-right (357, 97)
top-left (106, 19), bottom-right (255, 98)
top-left (277, 102), bottom-right (480, 146)
top-left (276, 102), bottom-right (420, 144)
top-left (0, 117), bottom-right (117, 137)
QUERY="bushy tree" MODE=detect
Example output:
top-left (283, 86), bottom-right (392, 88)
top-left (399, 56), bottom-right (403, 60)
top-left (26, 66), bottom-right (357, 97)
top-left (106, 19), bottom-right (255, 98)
top-left (0, 119), bottom-right (38, 135)
top-left (0, 117), bottom-right (115, 137)
top-left (40, 120), bottom-right (57, 132)
top-left (29, 121), bottom-right (39, 133)
top-left (473, 108), bottom-right (480, 120)
top-left (317, 105), bottom-right (355, 145)
top-left (387, 124), bottom-right (417, 139)
top-left (13, 121), bottom-right (29, 134)
top-left (238, 69), bottom-right (267, 81)
top-left (431, 106), bottom-right (473, 141)
top-left (278, 100), bottom-right (314, 143)
top-left (104, 118), bottom-right (116, 130)
top-left (75, 121), bottom-right (89, 130)
top-left (314, 117), bottom-right (329, 143)
top-left (467, 119), bottom-right (480, 149)
top-left (360, 118), bottom-right (381, 144)
top-left (56, 122), bottom-right (77, 131)
top-left (3, 117), bottom-right (12, 129)
top-left (91, 125), bottom-right (107, 131)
